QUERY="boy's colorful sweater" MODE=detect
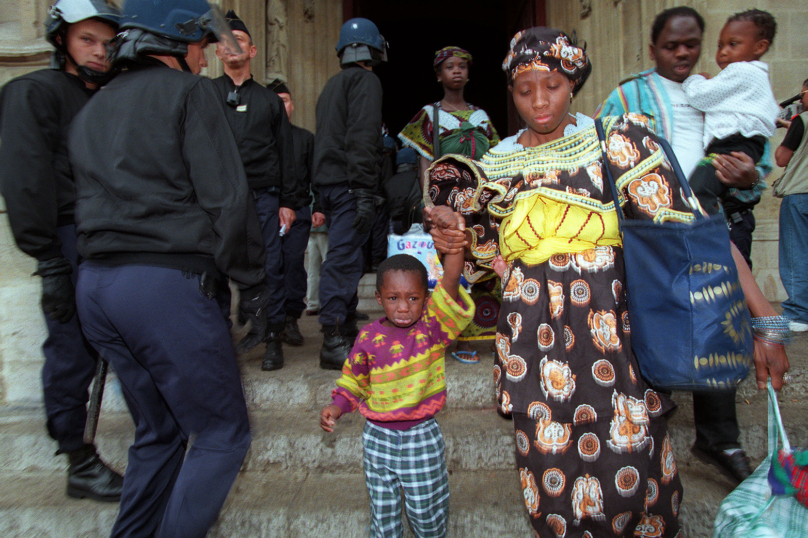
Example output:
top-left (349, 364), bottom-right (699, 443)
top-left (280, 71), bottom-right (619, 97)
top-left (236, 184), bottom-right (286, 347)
top-left (331, 282), bottom-right (474, 429)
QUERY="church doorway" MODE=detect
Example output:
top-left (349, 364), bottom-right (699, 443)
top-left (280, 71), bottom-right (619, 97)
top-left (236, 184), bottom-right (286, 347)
top-left (344, 0), bottom-right (545, 139)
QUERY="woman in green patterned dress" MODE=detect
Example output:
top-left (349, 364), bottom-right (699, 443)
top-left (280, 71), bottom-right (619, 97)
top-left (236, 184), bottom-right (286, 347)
top-left (399, 46), bottom-right (502, 362)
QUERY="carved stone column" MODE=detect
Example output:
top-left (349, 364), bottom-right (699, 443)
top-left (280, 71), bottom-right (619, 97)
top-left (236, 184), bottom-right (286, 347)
top-left (265, 0), bottom-right (289, 83)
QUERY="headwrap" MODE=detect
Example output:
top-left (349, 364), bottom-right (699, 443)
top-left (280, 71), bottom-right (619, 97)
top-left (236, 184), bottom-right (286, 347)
top-left (267, 79), bottom-right (290, 95)
top-left (225, 10), bottom-right (251, 39)
top-left (501, 27), bottom-right (591, 96)
top-left (433, 46), bottom-right (473, 69)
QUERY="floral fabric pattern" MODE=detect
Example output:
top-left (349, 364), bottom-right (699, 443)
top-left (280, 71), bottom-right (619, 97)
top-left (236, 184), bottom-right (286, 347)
top-left (428, 114), bottom-right (686, 536)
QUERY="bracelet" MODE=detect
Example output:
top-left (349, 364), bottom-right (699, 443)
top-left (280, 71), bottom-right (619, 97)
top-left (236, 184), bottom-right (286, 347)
top-left (753, 334), bottom-right (786, 348)
top-left (750, 170), bottom-right (761, 188)
top-left (751, 315), bottom-right (792, 345)
top-left (751, 315), bottom-right (790, 331)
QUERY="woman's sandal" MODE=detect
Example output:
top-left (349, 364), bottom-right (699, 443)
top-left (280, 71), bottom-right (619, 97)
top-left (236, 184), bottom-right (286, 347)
top-left (450, 350), bottom-right (480, 364)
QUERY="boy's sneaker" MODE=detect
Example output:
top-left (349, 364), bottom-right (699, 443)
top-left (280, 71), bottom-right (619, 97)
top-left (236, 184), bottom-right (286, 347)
top-left (789, 320), bottom-right (808, 333)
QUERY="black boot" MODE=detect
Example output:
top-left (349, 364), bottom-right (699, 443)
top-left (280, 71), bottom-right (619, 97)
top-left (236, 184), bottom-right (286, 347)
top-left (282, 314), bottom-right (304, 347)
top-left (261, 327), bottom-right (284, 371)
top-left (320, 324), bottom-right (352, 370)
top-left (66, 444), bottom-right (124, 502)
top-left (343, 314), bottom-right (361, 340)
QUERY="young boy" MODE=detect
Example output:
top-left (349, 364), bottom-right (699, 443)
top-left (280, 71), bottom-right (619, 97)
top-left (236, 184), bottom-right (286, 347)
top-left (320, 206), bottom-right (473, 538)
top-left (683, 9), bottom-right (780, 214)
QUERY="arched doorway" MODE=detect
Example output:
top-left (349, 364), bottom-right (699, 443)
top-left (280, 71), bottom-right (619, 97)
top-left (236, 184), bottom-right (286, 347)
top-left (343, 0), bottom-right (545, 139)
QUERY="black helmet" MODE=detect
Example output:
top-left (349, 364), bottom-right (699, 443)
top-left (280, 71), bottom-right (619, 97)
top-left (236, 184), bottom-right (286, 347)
top-left (109, 0), bottom-right (241, 71)
top-left (119, 0), bottom-right (238, 47)
top-left (336, 18), bottom-right (388, 67)
top-left (45, 0), bottom-right (120, 48)
top-left (45, 0), bottom-right (120, 85)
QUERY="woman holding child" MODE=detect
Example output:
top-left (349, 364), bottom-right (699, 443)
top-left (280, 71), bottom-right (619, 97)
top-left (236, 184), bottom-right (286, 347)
top-left (425, 27), bottom-right (786, 536)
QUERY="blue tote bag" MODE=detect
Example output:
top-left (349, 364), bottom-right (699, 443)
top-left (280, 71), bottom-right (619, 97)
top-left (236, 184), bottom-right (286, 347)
top-left (595, 119), bottom-right (753, 391)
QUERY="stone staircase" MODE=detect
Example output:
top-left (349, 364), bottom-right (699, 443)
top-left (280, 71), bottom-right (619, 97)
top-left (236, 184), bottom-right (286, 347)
top-left (1, 274), bottom-right (807, 537)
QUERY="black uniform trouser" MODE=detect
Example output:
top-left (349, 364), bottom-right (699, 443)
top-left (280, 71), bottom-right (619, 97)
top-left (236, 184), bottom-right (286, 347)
top-left (76, 264), bottom-right (250, 538)
top-left (281, 206), bottom-right (311, 318)
top-left (728, 209), bottom-right (756, 269)
top-left (253, 188), bottom-right (286, 326)
top-left (318, 182), bottom-right (369, 326)
top-left (363, 203), bottom-right (390, 271)
top-left (693, 389), bottom-right (741, 451)
top-left (42, 224), bottom-right (98, 454)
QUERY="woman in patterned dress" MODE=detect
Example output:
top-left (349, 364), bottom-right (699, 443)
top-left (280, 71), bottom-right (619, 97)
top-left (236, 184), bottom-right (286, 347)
top-left (399, 45), bottom-right (503, 361)
top-left (425, 28), bottom-right (691, 537)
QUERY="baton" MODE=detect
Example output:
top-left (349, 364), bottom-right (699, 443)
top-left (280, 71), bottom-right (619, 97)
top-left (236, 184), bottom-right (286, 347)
top-left (84, 358), bottom-right (108, 445)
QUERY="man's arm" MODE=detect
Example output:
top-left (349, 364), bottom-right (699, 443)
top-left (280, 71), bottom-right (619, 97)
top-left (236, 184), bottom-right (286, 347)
top-left (272, 92), bottom-right (298, 210)
top-left (182, 78), bottom-right (265, 290)
top-left (0, 79), bottom-right (64, 261)
top-left (775, 116), bottom-right (805, 168)
top-left (776, 146), bottom-right (795, 168)
top-left (345, 72), bottom-right (383, 191)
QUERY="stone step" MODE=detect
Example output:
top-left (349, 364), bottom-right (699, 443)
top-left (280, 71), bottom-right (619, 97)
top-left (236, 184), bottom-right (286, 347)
top-left (0, 407), bottom-right (513, 475)
top-left (4, 389), bottom-right (807, 478)
top-left (81, 319), bottom-right (808, 416)
top-left (0, 465), bottom-right (733, 538)
top-left (7, 301), bottom-right (807, 414)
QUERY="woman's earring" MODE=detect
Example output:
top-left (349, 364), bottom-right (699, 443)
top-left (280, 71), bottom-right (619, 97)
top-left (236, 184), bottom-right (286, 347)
top-left (570, 93), bottom-right (574, 103)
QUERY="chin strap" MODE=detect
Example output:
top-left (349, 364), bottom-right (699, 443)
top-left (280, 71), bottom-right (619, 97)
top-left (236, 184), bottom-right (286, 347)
top-left (61, 47), bottom-right (116, 85)
top-left (177, 57), bottom-right (192, 73)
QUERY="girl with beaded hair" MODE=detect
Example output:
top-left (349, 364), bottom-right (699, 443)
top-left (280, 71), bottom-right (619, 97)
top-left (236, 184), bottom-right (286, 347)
top-left (399, 46), bottom-right (502, 364)
top-left (425, 27), bottom-right (790, 536)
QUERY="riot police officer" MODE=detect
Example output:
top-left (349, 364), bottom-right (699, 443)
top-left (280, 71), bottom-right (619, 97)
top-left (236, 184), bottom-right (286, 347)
top-left (313, 18), bottom-right (387, 369)
top-left (0, 0), bottom-right (123, 502)
top-left (67, 0), bottom-right (266, 536)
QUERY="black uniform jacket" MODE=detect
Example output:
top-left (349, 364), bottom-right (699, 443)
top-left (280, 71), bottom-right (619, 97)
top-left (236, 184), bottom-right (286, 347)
top-left (211, 74), bottom-right (298, 209)
top-left (0, 69), bottom-right (92, 261)
top-left (312, 66), bottom-right (382, 191)
top-left (68, 60), bottom-right (265, 289)
top-left (291, 124), bottom-right (314, 209)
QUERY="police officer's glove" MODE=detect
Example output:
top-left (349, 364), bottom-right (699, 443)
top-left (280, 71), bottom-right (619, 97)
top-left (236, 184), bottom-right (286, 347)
top-left (236, 284), bottom-right (270, 354)
top-left (34, 258), bottom-right (75, 324)
top-left (352, 188), bottom-right (376, 235)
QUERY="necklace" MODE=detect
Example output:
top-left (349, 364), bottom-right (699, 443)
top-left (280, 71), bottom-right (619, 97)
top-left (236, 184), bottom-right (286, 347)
top-left (440, 99), bottom-right (468, 112)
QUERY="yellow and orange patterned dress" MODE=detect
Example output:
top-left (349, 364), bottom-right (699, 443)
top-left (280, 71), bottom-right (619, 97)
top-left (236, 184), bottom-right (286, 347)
top-left (427, 114), bottom-right (693, 537)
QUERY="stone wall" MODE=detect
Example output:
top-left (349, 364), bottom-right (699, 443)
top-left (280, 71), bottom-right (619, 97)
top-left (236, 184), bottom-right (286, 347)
top-left (217, 0), bottom-right (342, 133)
top-left (1, 0), bottom-right (805, 407)
top-left (547, 0), bottom-right (808, 301)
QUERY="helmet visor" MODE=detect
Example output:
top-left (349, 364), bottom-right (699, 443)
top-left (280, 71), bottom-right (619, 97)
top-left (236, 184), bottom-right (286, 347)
top-left (199, 6), bottom-right (241, 54)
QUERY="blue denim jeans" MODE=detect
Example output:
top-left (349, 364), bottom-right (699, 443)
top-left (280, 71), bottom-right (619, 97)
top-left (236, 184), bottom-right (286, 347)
top-left (779, 193), bottom-right (808, 323)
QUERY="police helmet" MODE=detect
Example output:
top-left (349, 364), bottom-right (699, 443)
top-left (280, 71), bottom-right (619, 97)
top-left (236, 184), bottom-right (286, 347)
top-left (119, 0), bottom-right (239, 49)
top-left (45, 0), bottom-right (121, 48)
top-left (336, 18), bottom-right (388, 66)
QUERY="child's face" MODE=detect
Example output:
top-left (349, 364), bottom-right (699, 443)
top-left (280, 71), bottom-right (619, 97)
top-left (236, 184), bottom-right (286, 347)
top-left (437, 57), bottom-right (469, 91)
top-left (375, 270), bottom-right (427, 329)
top-left (716, 20), bottom-right (769, 69)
